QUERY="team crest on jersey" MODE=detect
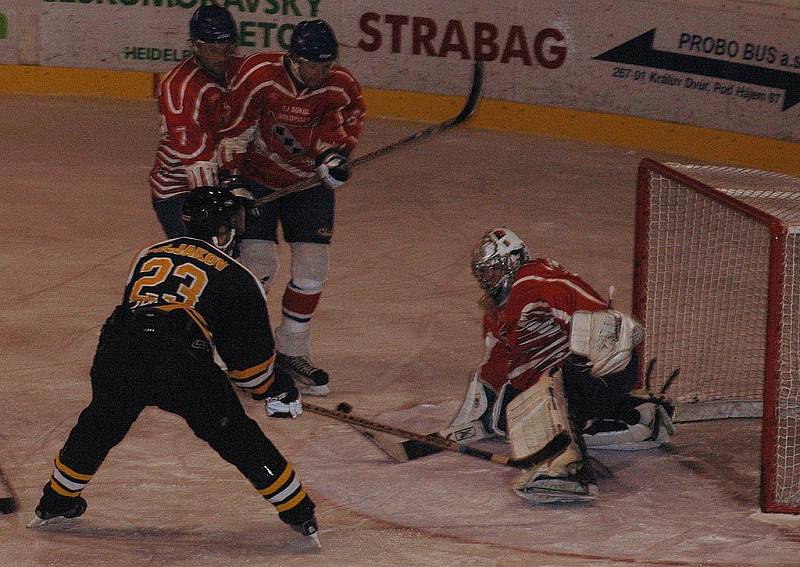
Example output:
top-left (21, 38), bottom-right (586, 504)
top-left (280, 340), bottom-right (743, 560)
top-left (272, 123), bottom-right (305, 155)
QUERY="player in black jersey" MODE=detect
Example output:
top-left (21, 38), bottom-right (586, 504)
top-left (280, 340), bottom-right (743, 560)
top-left (28, 185), bottom-right (320, 546)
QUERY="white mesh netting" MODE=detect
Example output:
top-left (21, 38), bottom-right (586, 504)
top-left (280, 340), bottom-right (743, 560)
top-left (639, 161), bottom-right (800, 511)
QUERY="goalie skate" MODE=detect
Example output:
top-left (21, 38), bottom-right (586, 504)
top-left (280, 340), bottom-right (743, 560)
top-left (583, 402), bottom-right (675, 451)
top-left (512, 464), bottom-right (598, 504)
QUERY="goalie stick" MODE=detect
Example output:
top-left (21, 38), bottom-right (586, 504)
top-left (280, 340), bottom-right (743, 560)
top-left (0, 462), bottom-right (19, 515)
top-left (303, 401), bottom-right (569, 469)
top-left (250, 61), bottom-right (485, 208)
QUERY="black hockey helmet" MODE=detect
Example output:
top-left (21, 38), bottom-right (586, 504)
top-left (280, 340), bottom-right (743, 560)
top-left (181, 186), bottom-right (246, 242)
top-left (189, 5), bottom-right (238, 44)
top-left (289, 19), bottom-right (338, 62)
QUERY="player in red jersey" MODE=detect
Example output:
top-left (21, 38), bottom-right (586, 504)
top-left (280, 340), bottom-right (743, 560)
top-left (149, 5), bottom-right (243, 238)
top-left (448, 228), bottom-right (673, 503)
top-left (218, 19), bottom-right (366, 397)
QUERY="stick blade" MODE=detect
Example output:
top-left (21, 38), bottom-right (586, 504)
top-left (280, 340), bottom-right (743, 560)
top-left (357, 428), bottom-right (412, 462)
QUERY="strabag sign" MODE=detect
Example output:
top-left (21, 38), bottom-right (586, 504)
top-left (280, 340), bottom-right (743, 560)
top-left (11, 1), bottom-right (800, 141)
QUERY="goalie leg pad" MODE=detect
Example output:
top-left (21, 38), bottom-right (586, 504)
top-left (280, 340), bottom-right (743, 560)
top-left (583, 402), bottom-right (674, 451)
top-left (505, 369), bottom-right (579, 462)
top-left (506, 369), bottom-right (596, 503)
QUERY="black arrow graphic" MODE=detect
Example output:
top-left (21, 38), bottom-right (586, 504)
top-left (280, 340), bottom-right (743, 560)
top-left (594, 28), bottom-right (800, 111)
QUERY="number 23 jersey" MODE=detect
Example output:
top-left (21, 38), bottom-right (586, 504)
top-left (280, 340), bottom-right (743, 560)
top-left (121, 236), bottom-right (275, 396)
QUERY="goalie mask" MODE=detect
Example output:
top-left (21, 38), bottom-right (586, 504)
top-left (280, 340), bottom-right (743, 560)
top-left (471, 227), bottom-right (530, 306)
top-left (180, 186), bottom-right (250, 253)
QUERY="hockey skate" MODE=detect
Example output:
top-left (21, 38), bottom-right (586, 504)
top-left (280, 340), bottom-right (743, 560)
top-left (512, 461), bottom-right (598, 504)
top-left (289, 516), bottom-right (321, 548)
top-left (276, 353), bottom-right (329, 396)
top-left (28, 490), bottom-right (87, 528)
top-left (583, 402), bottom-right (675, 451)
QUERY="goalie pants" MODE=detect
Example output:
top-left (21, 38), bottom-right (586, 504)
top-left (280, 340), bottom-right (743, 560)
top-left (561, 353), bottom-right (639, 430)
top-left (52, 308), bottom-right (314, 524)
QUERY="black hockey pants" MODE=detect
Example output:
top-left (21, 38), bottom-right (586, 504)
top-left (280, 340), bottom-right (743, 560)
top-left (58, 307), bottom-right (289, 492)
top-left (562, 352), bottom-right (640, 430)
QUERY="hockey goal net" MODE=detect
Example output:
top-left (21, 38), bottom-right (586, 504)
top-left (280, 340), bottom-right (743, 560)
top-left (634, 158), bottom-right (800, 514)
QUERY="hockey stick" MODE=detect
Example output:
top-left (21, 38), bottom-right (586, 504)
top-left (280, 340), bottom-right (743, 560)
top-left (303, 401), bottom-right (569, 469)
top-left (359, 418), bottom-right (495, 463)
top-left (0, 462), bottom-right (19, 515)
top-left (250, 61), bottom-right (485, 208)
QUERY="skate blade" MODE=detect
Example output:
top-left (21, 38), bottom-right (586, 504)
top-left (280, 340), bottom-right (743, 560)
top-left (27, 515), bottom-right (59, 528)
top-left (514, 488), bottom-right (598, 504)
top-left (27, 513), bottom-right (82, 528)
top-left (514, 481), bottom-right (599, 504)
top-left (517, 492), bottom-right (597, 504)
top-left (308, 532), bottom-right (322, 549)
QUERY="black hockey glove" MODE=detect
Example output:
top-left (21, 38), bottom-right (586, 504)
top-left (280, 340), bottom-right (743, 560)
top-left (314, 147), bottom-right (351, 189)
top-left (219, 174), bottom-right (262, 220)
top-left (258, 369), bottom-right (302, 418)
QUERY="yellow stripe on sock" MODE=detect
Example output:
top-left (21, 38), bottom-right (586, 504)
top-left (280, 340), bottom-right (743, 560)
top-left (55, 456), bottom-right (92, 481)
top-left (50, 479), bottom-right (81, 498)
top-left (275, 489), bottom-right (307, 513)
top-left (257, 464), bottom-right (293, 496)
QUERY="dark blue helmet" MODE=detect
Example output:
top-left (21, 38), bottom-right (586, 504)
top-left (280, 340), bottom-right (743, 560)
top-left (189, 5), bottom-right (238, 43)
top-left (289, 20), bottom-right (338, 62)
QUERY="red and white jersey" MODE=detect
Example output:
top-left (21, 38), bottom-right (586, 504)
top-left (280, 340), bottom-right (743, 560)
top-left (479, 258), bottom-right (608, 392)
top-left (219, 52), bottom-right (366, 188)
top-left (149, 56), bottom-right (242, 200)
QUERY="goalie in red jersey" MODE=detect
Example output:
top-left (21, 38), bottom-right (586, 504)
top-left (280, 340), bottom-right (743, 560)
top-left (149, 4), bottom-right (243, 238)
top-left (449, 227), bottom-right (674, 503)
top-left (217, 19), bottom-right (366, 398)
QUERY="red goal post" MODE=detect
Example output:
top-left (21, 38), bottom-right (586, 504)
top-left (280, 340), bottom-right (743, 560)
top-left (634, 158), bottom-right (800, 514)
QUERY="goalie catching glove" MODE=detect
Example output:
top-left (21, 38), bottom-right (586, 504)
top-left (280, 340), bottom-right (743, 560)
top-left (314, 147), bottom-right (351, 190)
top-left (569, 309), bottom-right (644, 377)
top-left (254, 369), bottom-right (302, 418)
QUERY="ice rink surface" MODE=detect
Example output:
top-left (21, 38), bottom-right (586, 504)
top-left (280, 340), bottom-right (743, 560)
top-left (2, 94), bottom-right (799, 566)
